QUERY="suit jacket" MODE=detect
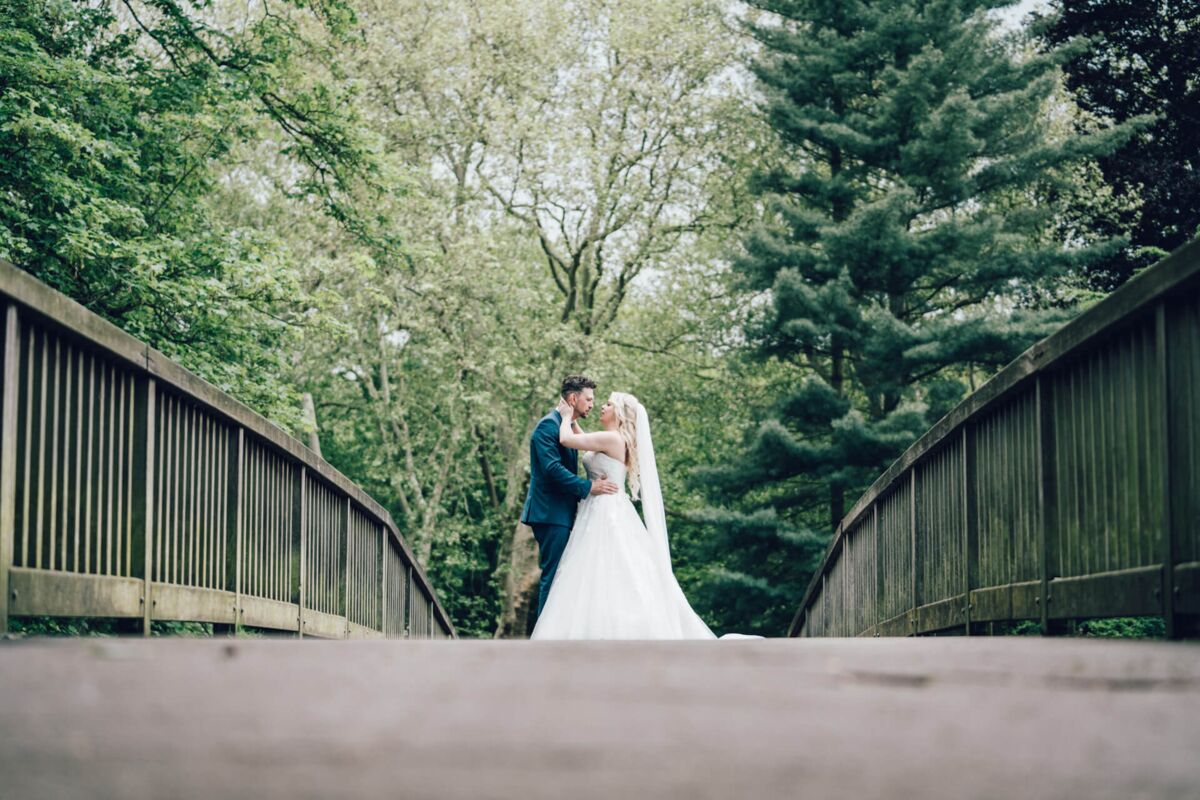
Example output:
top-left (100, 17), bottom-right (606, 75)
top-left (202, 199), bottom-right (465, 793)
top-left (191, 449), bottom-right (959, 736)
top-left (520, 409), bottom-right (592, 528)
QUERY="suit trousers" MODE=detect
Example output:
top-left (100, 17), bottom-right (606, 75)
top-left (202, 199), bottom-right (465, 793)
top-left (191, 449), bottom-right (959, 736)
top-left (530, 522), bottom-right (571, 617)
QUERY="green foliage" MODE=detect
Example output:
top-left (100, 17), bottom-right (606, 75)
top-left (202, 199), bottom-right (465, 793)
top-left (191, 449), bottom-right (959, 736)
top-left (1036, 0), bottom-right (1200, 289)
top-left (1077, 616), bottom-right (1165, 639)
top-left (691, 0), bottom-right (1143, 635)
top-left (9, 616), bottom-right (125, 636)
top-left (0, 0), bottom-right (370, 425)
top-left (1, 0), bottom-right (1166, 640)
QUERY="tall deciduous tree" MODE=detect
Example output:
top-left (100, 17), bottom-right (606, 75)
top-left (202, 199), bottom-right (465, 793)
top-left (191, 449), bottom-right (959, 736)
top-left (1036, 0), bottom-right (1200, 289)
top-left (697, 0), bottom-right (1143, 633)
top-left (0, 0), bottom-right (376, 421)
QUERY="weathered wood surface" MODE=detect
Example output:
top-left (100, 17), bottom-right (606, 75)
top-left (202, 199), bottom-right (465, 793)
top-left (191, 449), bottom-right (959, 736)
top-left (0, 259), bottom-right (455, 638)
top-left (794, 238), bottom-right (1200, 638)
top-left (1, 638), bottom-right (1198, 799)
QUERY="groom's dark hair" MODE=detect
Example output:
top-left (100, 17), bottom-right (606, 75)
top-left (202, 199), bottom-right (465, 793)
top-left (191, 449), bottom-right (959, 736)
top-left (560, 375), bottom-right (596, 399)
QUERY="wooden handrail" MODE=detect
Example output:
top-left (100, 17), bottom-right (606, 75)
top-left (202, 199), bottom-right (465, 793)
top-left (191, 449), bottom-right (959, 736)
top-left (790, 239), bottom-right (1200, 639)
top-left (0, 259), bottom-right (455, 639)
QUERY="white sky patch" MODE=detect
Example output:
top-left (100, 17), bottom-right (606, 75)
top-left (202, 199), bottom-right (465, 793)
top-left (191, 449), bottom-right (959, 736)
top-left (993, 0), bottom-right (1052, 30)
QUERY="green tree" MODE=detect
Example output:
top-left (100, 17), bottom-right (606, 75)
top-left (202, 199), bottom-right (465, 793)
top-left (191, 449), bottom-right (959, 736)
top-left (0, 0), bottom-right (375, 422)
top-left (286, 0), bottom-right (764, 636)
top-left (1036, 0), bottom-right (1200, 289)
top-left (698, 0), bottom-right (1144, 634)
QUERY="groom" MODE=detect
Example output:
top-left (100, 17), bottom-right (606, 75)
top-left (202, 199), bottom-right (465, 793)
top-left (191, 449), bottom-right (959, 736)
top-left (521, 375), bottom-right (618, 616)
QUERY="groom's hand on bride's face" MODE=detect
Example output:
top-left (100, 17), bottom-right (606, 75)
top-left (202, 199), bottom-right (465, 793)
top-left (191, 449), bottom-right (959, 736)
top-left (590, 476), bottom-right (618, 495)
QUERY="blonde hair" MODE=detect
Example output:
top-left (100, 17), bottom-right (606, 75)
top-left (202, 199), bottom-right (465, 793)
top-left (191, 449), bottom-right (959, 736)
top-left (608, 392), bottom-right (642, 499)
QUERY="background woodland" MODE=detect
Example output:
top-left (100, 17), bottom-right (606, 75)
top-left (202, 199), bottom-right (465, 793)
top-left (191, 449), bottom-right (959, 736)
top-left (2, 0), bottom-right (1195, 636)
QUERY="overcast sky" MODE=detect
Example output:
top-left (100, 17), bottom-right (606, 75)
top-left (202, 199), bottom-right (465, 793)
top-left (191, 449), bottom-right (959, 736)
top-left (999, 0), bottom-right (1052, 27)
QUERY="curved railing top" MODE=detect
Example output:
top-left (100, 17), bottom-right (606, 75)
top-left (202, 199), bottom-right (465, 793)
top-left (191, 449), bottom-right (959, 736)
top-left (791, 238), bottom-right (1200, 637)
top-left (0, 258), bottom-right (456, 638)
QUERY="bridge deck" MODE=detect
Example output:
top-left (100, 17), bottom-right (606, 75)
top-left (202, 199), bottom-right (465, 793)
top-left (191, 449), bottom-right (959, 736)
top-left (2, 637), bottom-right (1198, 799)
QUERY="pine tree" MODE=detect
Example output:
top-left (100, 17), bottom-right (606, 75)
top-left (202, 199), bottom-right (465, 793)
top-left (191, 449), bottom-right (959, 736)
top-left (695, 0), bottom-right (1142, 633)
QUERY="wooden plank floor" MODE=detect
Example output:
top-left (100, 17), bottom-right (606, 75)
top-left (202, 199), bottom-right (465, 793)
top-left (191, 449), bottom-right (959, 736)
top-left (1, 637), bottom-right (1198, 799)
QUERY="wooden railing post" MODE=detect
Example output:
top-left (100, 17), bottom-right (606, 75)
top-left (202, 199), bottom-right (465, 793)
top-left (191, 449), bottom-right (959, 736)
top-left (406, 563), bottom-right (413, 638)
top-left (874, 504), bottom-right (882, 636)
top-left (297, 466), bottom-right (306, 638)
top-left (910, 471), bottom-right (919, 636)
top-left (134, 378), bottom-right (155, 636)
top-left (1036, 374), bottom-right (1058, 634)
top-left (1156, 302), bottom-right (1178, 638)
top-left (0, 305), bottom-right (20, 634)
top-left (342, 498), bottom-right (351, 639)
top-left (963, 424), bottom-right (978, 636)
top-left (377, 525), bottom-right (386, 635)
top-left (223, 427), bottom-right (242, 635)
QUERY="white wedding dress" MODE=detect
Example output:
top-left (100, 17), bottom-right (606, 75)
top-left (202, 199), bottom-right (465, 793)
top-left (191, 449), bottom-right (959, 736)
top-left (531, 450), bottom-right (716, 640)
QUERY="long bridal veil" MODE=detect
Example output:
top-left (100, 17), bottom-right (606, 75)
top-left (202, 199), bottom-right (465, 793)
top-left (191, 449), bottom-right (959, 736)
top-left (634, 401), bottom-right (717, 639)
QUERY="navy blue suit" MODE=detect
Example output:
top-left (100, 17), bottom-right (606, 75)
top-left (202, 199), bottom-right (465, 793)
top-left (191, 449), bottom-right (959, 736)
top-left (521, 409), bottom-right (592, 615)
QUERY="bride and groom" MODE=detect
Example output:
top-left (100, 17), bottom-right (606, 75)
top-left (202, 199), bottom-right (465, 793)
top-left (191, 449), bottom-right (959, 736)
top-left (521, 375), bottom-right (716, 640)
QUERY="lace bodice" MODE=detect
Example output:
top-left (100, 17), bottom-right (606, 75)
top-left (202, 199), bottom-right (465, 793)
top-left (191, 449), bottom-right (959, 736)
top-left (583, 451), bottom-right (627, 489)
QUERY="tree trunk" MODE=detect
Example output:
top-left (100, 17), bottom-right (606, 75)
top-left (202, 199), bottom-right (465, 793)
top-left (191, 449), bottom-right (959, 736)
top-left (301, 393), bottom-right (322, 457)
top-left (494, 521), bottom-right (541, 638)
top-left (829, 335), bottom-right (845, 532)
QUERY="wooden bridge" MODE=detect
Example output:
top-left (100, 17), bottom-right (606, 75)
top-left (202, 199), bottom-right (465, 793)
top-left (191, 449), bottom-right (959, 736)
top-left (1, 242), bottom-right (1200, 798)
top-left (0, 259), bottom-right (454, 640)
top-left (793, 238), bottom-right (1200, 641)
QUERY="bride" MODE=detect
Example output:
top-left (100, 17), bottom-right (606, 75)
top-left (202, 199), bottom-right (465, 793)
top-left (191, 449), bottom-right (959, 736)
top-left (530, 391), bottom-right (716, 640)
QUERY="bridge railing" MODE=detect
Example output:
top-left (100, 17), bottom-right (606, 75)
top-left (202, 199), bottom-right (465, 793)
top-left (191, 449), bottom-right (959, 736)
top-left (790, 240), bottom-right (1200, 639)
top-left (0, 260), bottom-right (455, 639)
